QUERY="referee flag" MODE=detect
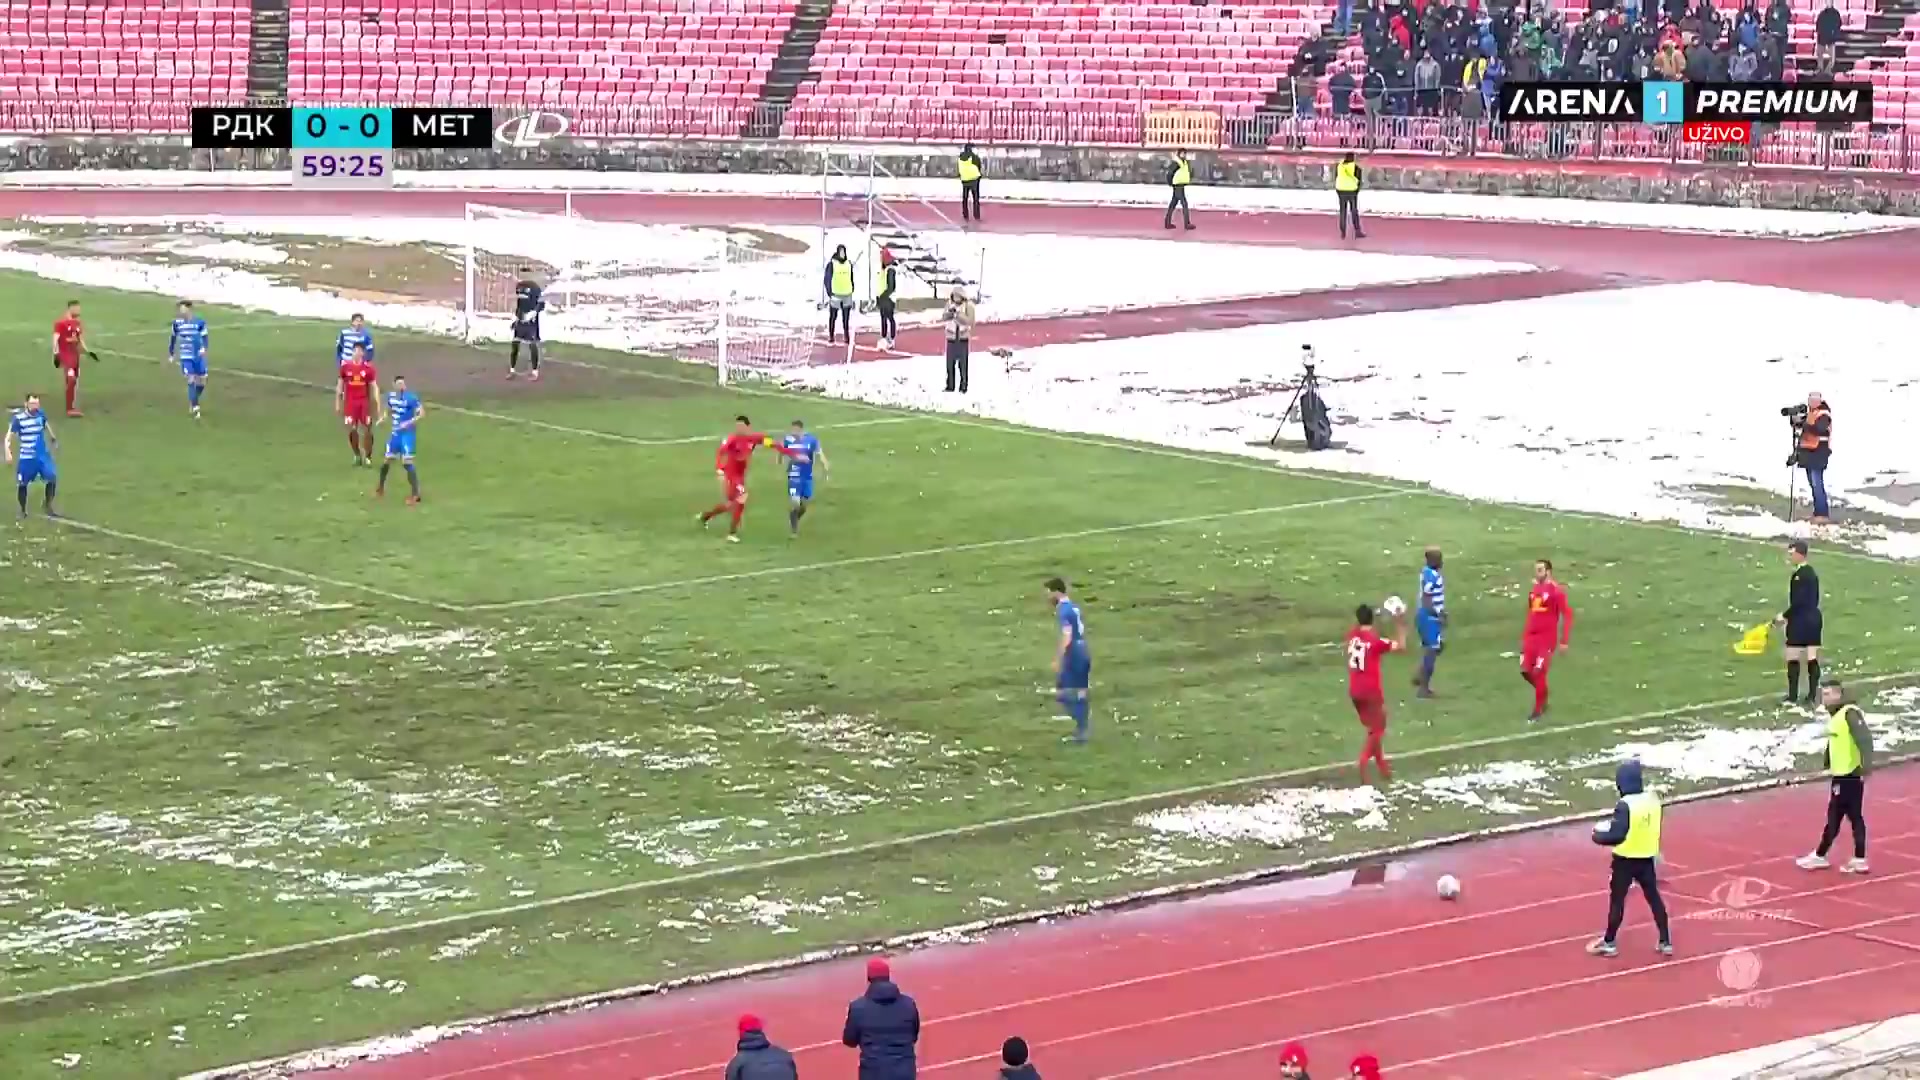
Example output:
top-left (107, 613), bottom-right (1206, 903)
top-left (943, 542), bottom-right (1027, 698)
top-left (1733, 623), bottom-right (1771, 656)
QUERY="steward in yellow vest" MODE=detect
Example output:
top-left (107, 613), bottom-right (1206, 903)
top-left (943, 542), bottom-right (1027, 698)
top-left (1799, 679), bottom-right (1873, 873)
top-left (1164, 150), bottom-right (1195, 231)
top-left (823, 243), bottom-right (855, 346)
top-left (1587, 759), bottom-right (1673, 957)
top-left (958, 142), bottom-right (984, 223)
top-left (873, 248), bottom-right (899, 350)
top-left (1335, 153), bottom-right (1365, 240)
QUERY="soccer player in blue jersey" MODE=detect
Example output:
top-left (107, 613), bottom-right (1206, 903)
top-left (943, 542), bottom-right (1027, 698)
top-left (336, 313), bottom-right (375, 367)
top-left (374, 376), bottom-right (424, 505)
top-left (782, 419), bottom-right (826, 537)
top-left (1413, 546), bottom-right (1446, 697)
top-left (169, 300), bottom-right (210, 419)
top-left (1046, 576), bottom-right (1092, 744)
top-left (5, 394), bottom-right (58, 518)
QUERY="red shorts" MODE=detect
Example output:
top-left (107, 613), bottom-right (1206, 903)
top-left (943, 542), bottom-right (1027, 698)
top-left (342, 400), bottom-right (371, 425)
top-left (57, 357), bottom-right (79, 375)
top-left (1521, 640), bottom-right (1556, 676)
top-left (721, 471), bottom-right (747, 500)
top-left (1351, 694), bottom-right (1387, 731)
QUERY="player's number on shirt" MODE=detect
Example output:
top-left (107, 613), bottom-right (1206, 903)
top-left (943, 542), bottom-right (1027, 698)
top-left (1347, 638), bottom-right (1371, 671)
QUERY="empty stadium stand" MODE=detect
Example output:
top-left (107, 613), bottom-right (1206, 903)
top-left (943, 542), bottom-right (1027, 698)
top-left (0, 0), bottom-right (251, 131)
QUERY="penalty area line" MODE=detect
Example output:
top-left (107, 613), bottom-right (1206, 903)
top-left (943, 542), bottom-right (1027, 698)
top-left (50, 518), bottom-right (461, 611)
top-left (15, 671), bottom-right (1920, 1013)
top-left (466, 490), bottom-right (1409, 611)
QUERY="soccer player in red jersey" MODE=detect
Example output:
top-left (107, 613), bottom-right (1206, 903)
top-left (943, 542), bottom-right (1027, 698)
top-left (1346, 601), bottom-right (1407, 785)
top-left (698, 415), bottom-right (803, 542)
top-left (335, 345), bottom-right (381, 466)
top-left (52, 300), bottom-right (89, 417)
top-left (1521, 558), bottom-right (1574, 722)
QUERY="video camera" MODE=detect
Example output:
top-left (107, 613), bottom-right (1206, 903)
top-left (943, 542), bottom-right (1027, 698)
top-left (1781, 403), bottom-right (1810, 425)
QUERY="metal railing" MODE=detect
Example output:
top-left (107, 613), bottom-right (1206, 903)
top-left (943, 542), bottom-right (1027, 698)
top-left (0, 98), bottom-right (1911, 174)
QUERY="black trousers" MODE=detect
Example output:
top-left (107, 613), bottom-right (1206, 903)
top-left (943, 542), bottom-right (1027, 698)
top-left (1165, 186), bottom-right (1191, 227)
top-left (961, 179), bottom-right (981, 220)
top-left (1816, 774), bottom-right (1867, 859)
top-left (876, 296), bottom-right (897, 341)
top-left (1338, 190), bottom-right (1362, 236)
top-left (1604, 855), bottom-right (1672, 945)
top-left (945, 337), bottom-right (969, 393)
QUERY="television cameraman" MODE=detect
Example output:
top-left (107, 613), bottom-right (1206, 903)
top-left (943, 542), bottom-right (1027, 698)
top-left (1785, 393), bottom-right (1833, 525)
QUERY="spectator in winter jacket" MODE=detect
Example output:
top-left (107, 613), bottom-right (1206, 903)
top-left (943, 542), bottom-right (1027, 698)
top-left (1350, 1054), bottom-right (1382, 1079)
top-left (999, 1037), bottom-right (1042, 1079)
top-left (1765, 0), bottom-right (1791, 42)
top-left (1413, 51), bottom-right (1442, 114)
top-left (1329, 66), bottom-right (1357, 117)
top-left (1814, 1), bottom-right (1841, 64)
top-left (1730, 41), bottom-right (1758, 80)
top-left (1280, 1041), bottom-right (1311, 1078)
top-left (726, 1015), bottom-right (800, 1080)
top-left (843, 957), bottom-right (921, 1080)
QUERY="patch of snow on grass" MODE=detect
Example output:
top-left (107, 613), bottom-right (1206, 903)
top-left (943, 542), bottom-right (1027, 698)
top-left (1137, 786), bottom-right (1387, 846)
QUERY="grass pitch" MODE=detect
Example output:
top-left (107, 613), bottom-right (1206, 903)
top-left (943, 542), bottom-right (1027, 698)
top-left (2, 269), bottom-right (1918, 1076)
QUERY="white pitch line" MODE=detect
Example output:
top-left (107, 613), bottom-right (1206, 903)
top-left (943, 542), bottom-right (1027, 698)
top-left (50, 518), bottom-right (459, 611)
top-left (12, 671), bottom-right (1917, 1010)
top-left (466, 491), bottom-right (1407, 611)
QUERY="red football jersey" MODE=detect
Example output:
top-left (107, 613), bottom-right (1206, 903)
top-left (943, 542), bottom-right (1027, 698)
top-left (53, 316), bottom-right (83, 362)
top-left (1524, 581), bottom-right (1572, 642)
top-left (338, 360), bottom-right (377, 403)
top-left (1345, 626), bottom-right (1396, 698)
top-left (716, 431), bottom-right (770, 474)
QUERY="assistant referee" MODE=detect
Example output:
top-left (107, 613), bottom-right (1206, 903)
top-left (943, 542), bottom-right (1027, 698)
top-left (1797, 678), bottom-right (1874, 874)
top-left (1776, 539), bottom-right (1821, 705)
top-left (1587, 759), bottom-right (1674, 958)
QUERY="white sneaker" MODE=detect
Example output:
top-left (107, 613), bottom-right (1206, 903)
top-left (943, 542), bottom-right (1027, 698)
top-left (1796, 853), bottom-right (1830, 870)
top-left (1842, 858), bottom-right (1870, 874)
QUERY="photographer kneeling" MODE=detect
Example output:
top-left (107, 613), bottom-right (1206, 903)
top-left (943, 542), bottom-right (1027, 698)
top-left (1785, 393), bottom-right (1834, 525)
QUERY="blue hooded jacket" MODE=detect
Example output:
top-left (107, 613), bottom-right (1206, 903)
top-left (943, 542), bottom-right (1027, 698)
top-left (843, 978), bottom-right (921, 1080)
top-left (725, 1030), bottom-right (799, 1080)
top-left (1591, 760), bottom-right (1645, 848)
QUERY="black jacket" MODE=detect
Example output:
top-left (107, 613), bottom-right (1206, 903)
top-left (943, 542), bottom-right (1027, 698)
top-left (1815, 5), bottom-right (1841, 44)
top-left (1591, 760), bottom-right (1646, 848)
top-left (1784, 563), bottom-right (1820, 623)
top-left (843, 979), bottom-right (920, 1080)
top-left (1000, 1066), bottom-right (1042, 1080)
top-left (725, 1031), bottom-right (800, 1080)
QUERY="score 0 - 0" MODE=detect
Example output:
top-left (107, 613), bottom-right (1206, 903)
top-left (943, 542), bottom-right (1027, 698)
top-left (292, 107), bottom-right (395, 190)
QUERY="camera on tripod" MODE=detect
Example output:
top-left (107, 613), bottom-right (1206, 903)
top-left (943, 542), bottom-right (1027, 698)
top-left (1781, 403), bottom-right (1810, 425)
top-left (1269, 344), bottom-right (1334, 451)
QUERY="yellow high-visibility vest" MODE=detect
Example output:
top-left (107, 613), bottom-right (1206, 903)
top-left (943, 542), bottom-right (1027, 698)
top-left (829, 260), bottom-right (853, 297)
top-left (1829, 705), bottom-right (1864, 776)
top-left (875, 264), bottom-right (893, 298)
top-left (1335, 161), bottom-right (1360, 192)
top-left (1171, 159), bottom-right (1192, 186)
top-left (1613, 791), bottom-right (1662, 859)
top-left (958, 156), bottom-right (981, 182)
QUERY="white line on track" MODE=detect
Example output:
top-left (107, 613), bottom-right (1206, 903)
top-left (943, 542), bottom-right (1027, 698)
top-left (465, 491), bottom-right (1409, 611)
top-left (640, 863), bottom-right (1920, 1080)
top-left (12, 675), bottom-right (1917, 1011)
top-left (1100, 911), bottom-right (1920, 1076)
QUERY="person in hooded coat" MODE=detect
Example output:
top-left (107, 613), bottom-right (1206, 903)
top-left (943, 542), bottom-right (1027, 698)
top-left (1279, 1041), bottom-right (1311, 1078)
top-left (725, 1014), bottom-right (799, 1080)
top-left (1587, 759), bottom-right (1674, 958)
top-left (843, 957), bottom-right (920, 1080)
top-left (999, 1036), bottom-right (1041, 1079)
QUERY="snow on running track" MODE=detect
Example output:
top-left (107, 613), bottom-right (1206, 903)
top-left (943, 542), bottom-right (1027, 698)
top-left (301, 766), bottom-right (1920, 1080)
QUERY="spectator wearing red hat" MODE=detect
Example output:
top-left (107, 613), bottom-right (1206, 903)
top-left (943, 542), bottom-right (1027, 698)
top-left (725, 1014), bottom-right (798, 1080)
top-left (842, 956), bottom-right (921, 1080)
top-left (1350, 1053), bottom-right (1382, 1079)
top-left (1279, 1041), bottom-right (1311, 1078)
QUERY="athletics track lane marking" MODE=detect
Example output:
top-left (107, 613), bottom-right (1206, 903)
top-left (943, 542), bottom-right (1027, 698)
top-left (11, 674), bottom-right (1918, 1011)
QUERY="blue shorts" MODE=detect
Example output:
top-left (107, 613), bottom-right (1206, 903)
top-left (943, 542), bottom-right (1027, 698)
top-left (1417, 612), bottom-right (1444, 650)
top-left (16, 457), bottom-right (54, 485)
top-left (179, 356), bottom-right (208, 378)
top-left (788, 475), bottom-right (814, 501)
top-left (1057, 648), bottom-right (1091, 692)
top-left (385, 430), bottom-right (416, 459)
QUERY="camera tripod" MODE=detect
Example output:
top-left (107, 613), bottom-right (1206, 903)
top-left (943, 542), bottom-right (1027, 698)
top-left (1270, 348), bottom-right (1333, 451)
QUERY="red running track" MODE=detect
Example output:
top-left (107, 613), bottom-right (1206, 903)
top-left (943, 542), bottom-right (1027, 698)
top-left (327, 766), bottom-right (1920, 1080)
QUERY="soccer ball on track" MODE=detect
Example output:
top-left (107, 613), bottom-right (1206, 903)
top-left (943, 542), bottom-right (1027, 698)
top-left (1437, 874), bottom-right (1461, 900)
top-left (1381, 595), bottom-right (1408, 617)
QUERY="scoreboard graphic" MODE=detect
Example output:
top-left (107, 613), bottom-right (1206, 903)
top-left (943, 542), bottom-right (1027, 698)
top-left (190, 107), bottom-right (495, 188)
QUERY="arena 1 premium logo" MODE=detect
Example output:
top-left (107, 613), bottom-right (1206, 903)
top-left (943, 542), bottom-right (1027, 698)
top-left (495, 111), bottom-right (571, 149)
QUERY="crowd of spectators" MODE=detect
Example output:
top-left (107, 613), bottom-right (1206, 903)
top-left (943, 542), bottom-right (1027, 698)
top-left (1281, 0), bottom-right (1839, 121)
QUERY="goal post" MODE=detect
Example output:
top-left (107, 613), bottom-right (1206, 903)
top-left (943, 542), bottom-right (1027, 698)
top-left (459, 203), bottom-right (823, 385)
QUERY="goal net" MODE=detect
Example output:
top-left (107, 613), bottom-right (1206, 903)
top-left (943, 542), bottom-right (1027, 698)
top-left (460, 203), bottom-right (822, 384)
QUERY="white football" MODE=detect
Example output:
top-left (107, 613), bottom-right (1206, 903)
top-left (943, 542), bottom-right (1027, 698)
top-left (1437, 874), bottom-right (1461, 900)
top-left (1382, 595), bottom-right (1407, 617)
